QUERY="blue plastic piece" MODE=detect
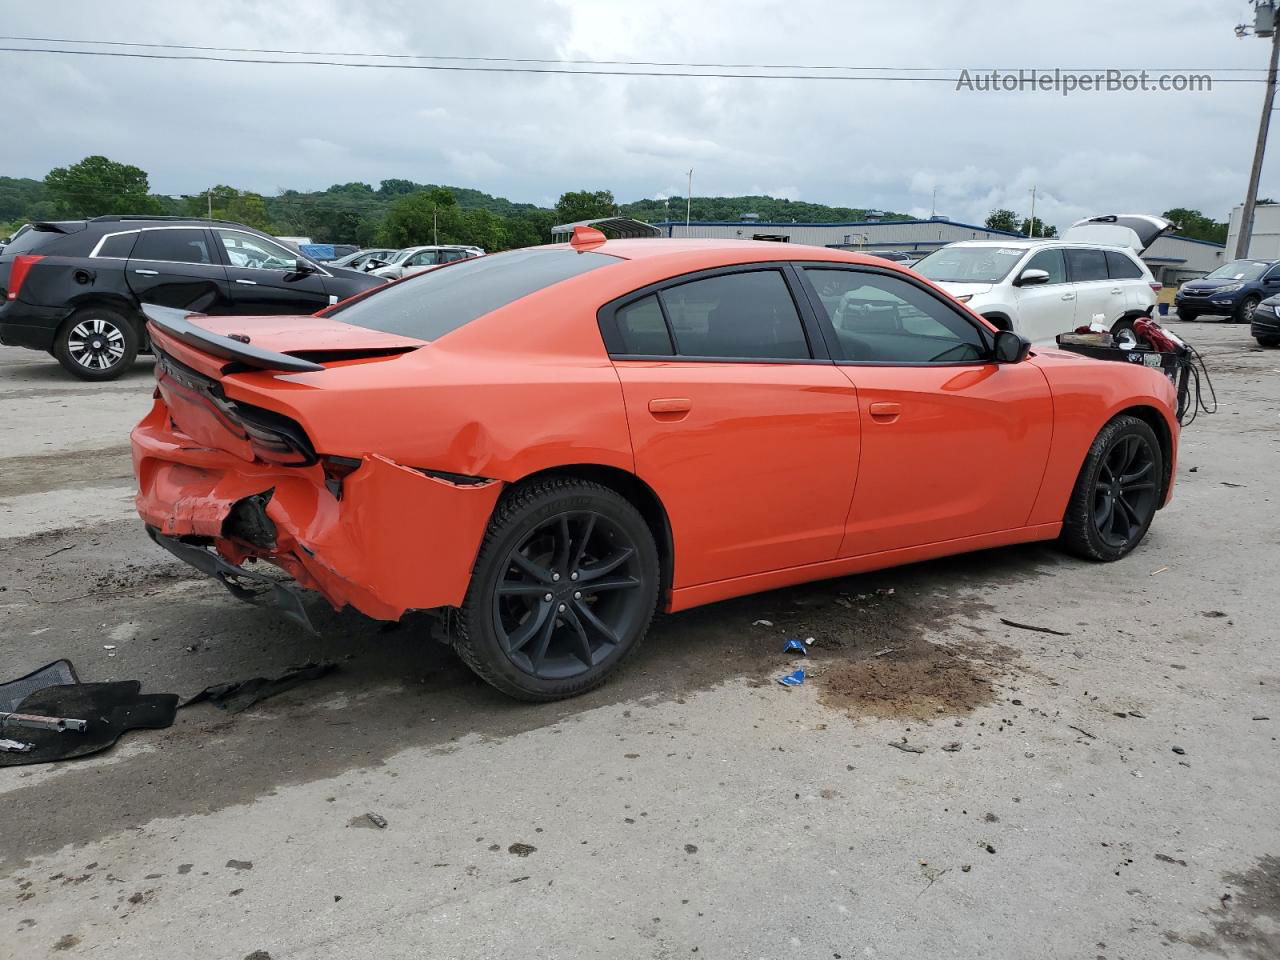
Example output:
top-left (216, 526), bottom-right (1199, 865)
top-left (783, 638), bottom-right (808, 655)
top-left (777, 669), bottom-right (805, 687)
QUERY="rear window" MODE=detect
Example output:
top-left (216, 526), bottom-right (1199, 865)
top-left (3, 225), bottom-right (68, 256)
top-left (331, 249), bottom-right (620, 340)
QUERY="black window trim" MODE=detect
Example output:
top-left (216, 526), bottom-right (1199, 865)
top-left (792, 261), bottom-right (999, 368)
top-left (596, 262), bottom-right (833, 364)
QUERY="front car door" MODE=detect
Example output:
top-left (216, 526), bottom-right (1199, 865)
top-left (216, 228), bottom-right (333, 314)
top-left (601, 265), bottom-right (861, 589)
top-left (125, 227), bottom-right (232, 313)
top-left (401, 248), bottom-right (444, 278)
top-left (795, 264), bottom-right (1054, 557)
top-left (1011, 247), bottom-right (1076, 341)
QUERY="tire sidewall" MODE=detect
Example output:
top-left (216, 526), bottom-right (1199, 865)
top-left (1067, 416), bottom-right (1163, 562)
top-left (54, 307), bottom-right (140, 381)
top-left (461, 482), bottom-right (660, 700)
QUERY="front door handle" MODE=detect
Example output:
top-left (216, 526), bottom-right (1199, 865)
top-left (648, 397), bottom-right (692, 421)
top-left (133, 269), bottom-right (158, 276)
top-left (235, 278), bottom-right (258, 286)
top-left (1111, 288), bottom-right (1123, 295)
top-left (868, 401), bottom-right (902, 422)
top-left (1061, 292), bottom-right (1075, 301)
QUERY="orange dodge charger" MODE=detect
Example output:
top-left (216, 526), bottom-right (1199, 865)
top-left (132, 233), bottom-right (1179, 700)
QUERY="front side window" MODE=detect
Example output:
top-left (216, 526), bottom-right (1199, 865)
top-left (406, 249), bottom-right (442, 267)
top-left (1023, 248), bottom-right (1066, 284)
top-left (658, 270), bottom-right (810, 359)
top-left (804, 268), bottom-right (988, 364)
top-left (1065, 248), bottom-right (1109, 282)
top-left (914, 246), bottom-right (1027, 284)
top-left (132, 229), bottom-right (213, 265)
top-left (1105, 251), bottom-right (1144, 280)
top-left (216, 230), bottom-right (299, 270)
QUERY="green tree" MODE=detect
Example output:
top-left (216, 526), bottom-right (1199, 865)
top-left (1162, 208), bottom-right (1228, 244)
top-left (985, 208), bottom-right (1020, 232)
top-left (555, 190), bottom-right (618, 224)
top-left (1019, 216), bottom-right (1057, 238)
top-left (44, 156), bottom-right (161, 217)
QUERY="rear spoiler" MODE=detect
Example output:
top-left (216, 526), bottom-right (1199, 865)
top-left (142, 305), bottom-right (324, 373)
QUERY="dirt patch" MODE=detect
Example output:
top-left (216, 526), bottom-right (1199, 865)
top-left (816, 637), bottom-right (1020, 720)
top-left (0, 446), bottom-right (134, 498)
top-left (1164, 855), bottom-right (1280, 959)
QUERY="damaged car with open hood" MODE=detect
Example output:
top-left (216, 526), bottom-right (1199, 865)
top-left (132, 230), bottom-right (1181, 701)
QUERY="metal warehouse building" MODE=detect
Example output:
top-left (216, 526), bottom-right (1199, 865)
top-left (654, 216), bottom-right (1226, 284)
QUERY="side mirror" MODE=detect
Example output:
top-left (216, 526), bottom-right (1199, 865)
top-left (994, 329), bottom-right (1032, 363)
top-left (286, 259), bottom-right (318, 280)
top-left (1015, 268), bottom-right (1051, 287)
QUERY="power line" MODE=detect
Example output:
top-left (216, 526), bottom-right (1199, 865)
top-left (0, 45), bottom-right (1262, 81)
top-left (0, 35), bottom-right (1268, 74)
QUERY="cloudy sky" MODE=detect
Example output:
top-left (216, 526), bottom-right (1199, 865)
top-left (1, 0), bottom-right (1271, 228)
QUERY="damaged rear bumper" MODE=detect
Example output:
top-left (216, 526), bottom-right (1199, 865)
top-left (132, 399), bottom-right (504, 624)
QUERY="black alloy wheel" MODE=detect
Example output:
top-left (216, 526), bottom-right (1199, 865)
top-left (454, 477), bottom-right (660, 701)
top-left (1061, 415), bottom-right (1163, 562)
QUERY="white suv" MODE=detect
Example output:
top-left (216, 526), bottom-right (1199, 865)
top-left (370, 245), bottom-right (484, 280)
top-left (913, 215), bottom-right (1168, 343)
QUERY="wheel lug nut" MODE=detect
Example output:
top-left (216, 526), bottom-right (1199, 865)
top-left (544, 593), bottom-right (553, 602)
top-left (558, 603), bottom-right (566, 612)
top-left (552, 572), bottom-right (561, 581)
top-left (570, 571), bottom-right (579, 580)
top-left (573, 591), bottom-right (582, 600)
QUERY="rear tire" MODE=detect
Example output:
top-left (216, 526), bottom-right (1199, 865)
top-left (454, 477), bottom-right (661, 702)
top-left (53, 306), bottom-right (139, 381)
top-left (1235, 296), bottom-right (1260, 325)
top-left (1060, 415), bottom-right (1163, 562)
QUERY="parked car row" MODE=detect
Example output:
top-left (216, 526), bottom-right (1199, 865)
top-left (0, 216), bottom-right (388, 380)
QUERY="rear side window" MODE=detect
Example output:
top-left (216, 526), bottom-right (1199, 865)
top-left (615, 295), bottom-right (675, 355)
top-left (659, 270), bottom-right (810, 359)
top-left (132, 229), bottom-right (213, 265)
top-left (96, 232), bottom-right (138, 259)
top-left (1065, 248), bottom-right (1108, 282)
top-left (1105, 251), bottom-right (1143, 279)
top-left (332, 249), bottom-right (619, 340)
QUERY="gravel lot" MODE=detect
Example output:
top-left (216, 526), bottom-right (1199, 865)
top-left (1, 321), bottom-right (1277, 960)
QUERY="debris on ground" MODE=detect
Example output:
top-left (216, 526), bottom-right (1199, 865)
top-left (777, 669), bottom-right (805, 687)
top-left (887, 741), bottom-right (926, 754)
top-left (752, 619), bottom-right (774, 627)
top-left (941, 742), bottom-right (963, 752)
top-left (1202, 610), bottom-right (1229, 619)
top-left (1155, 853), bottom-right (1188, 866)
top-left (0, 661), bottom-right (177, 768)
top-left (1150, 566), bottom-right (1170, 576)
top-left (1221, 482), bottom-right (1245, 488)
top-left (783, 639), bottom-right (808, 656)
top-left (999, 618), bottom-right (1071, 637)
top-left (182, 661), bottom-right (336, 714)
top-left (1172, 746), bottom-right (1186, 755)
top-left (508, 843), bottom-right (537, 857)
top-left (1067, 725), bottom-right (1096, 739)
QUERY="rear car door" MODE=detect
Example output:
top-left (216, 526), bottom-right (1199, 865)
top-left (1104, 249), bottom-right (1155, 315)
top-left (1064, 247), bottom-right (1115, 326)
top-left (1011, 247), bottom-right (1076, 341)
top-left (602, 265), bottom-right (861, 589)
top-left (215, 228), bottom-right (333, 314)
top-left (126, 227), bottom-right (232, 313)
top-left (796, 265), bottom-right (1053, 557)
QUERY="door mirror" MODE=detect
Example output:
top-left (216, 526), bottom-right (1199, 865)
top-left (994, 329), bottom-right (1031, 363)
top-left (1015, 268), bottom-right (1051, 287)
top-left (286, 259), bottom-right (318, 280)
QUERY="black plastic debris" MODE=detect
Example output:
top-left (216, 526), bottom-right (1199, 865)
top-left (0, 680), bottom-right (177, 768)
top-left (0, 659), bottom-right (78, 713)
top-left (182, 661), bottom-right (336, 714)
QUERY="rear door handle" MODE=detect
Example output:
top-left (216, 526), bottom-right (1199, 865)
top-left (1061, 292), bottom-right (1075, 301)
top-left (648, 397), bottom-right (692, 420)
top-left (133, 269), bottom-right (158, 276)
top-left (235, 278), bottom-right (258, 286)
top-left (1111, 288), bottom-right (1123, 295)
top-left (869, 401), bottom-right (902, 421)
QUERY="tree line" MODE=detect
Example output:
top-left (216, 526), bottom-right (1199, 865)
top-left (983, 205), bottom-right (1235, 245)
top-left (3, 156), bottom-right (914, 251)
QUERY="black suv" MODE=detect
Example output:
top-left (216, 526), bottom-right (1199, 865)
top-left (0, 216), bottom-right (386, 380)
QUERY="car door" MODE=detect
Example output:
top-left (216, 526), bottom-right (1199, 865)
top-left (1064, 247), bottom-right (1115, 326)
top-left (401, 248), bottom-right (444, 278)
top-left (603, 266), bottom-right (861, 588)
top-left (795, 264), bottom-right (1053, 558)
top-left (215, 228), bottom-right (334, 314)
top-left (1104, 249), bottom-right (1155, 315)
top-left (126, 227), bottom-right (232, 313)
top-left (1010, 247), bottom-right (1076, 341)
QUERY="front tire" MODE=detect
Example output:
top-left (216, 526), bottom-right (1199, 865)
top-left (53, 307), bottom-right (139, 381)
top-left (1060, 415), bottom-right (1163, 562)
top-left (454, 477), bottom-right (661, 701)
top-left (1257, 335), bottom-right (1280, 348)
top-left (1176, 309), bottom-right (1199, 322)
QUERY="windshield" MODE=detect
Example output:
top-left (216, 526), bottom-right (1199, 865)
top-left (913, 246), bottom-right (1027, 284)
top-left (328, 248), bottom-right (620, 340)
top-left (1205, 260), bottom-right (1270, 281)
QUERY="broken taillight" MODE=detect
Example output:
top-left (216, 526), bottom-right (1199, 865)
top-left (6, 255), bottom-right (44, 301)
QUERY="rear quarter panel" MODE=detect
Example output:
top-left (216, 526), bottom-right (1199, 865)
top-left (1026, 349), bottom-right (1179, 524)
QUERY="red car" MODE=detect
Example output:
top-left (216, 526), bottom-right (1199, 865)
top-left (132, 231), bottom-right (1179, 700)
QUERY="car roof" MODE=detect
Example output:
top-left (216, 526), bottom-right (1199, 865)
top-left (553, 237), bottom-right (897, 264)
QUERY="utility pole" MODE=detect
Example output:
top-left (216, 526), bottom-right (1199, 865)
top-left (207, 187), bottom-right (213, 221)
top-left (1028, 185), bottom-right (1037, 237)
top-left (1236, 2), bottom-right (1280, 258)
top-left (433, 208), bottom-right (438, 245)
top-left (930, 186), bottom-right (937, 219)
top-left (686, 169), bottom-right (693, 230)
